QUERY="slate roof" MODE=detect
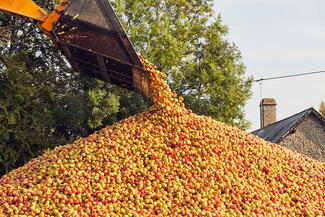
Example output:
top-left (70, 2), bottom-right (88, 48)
top-left (252, 107), bottom-right (325, 144)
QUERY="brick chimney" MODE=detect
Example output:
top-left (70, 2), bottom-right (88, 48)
top-left (260, 98), bottom-right (277, 128)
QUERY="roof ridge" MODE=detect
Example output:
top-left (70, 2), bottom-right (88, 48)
top-left (308, 107), bottom-right (325, 124)
top-left (251, 107), bottom-right (324, 144)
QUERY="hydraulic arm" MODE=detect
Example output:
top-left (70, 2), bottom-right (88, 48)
top-left (0, 0), bottom-right (47, 21)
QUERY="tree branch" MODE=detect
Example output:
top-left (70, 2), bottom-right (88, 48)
top-left (0, 55), bottom-right (6, 66)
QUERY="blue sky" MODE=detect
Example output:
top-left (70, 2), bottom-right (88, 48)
top-left (214, 0), bottom-right (325, 130)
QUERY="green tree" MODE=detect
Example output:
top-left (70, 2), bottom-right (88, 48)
top-left (112, 0), bottom-right (252, 129)
top-left (320, 101), bottom-right (325, 117)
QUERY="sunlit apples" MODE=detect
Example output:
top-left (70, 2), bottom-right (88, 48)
top-left (0, 58), bottom-right (324, 216)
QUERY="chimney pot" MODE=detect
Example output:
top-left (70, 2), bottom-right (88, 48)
top-left (260, 98), bottom-right (277, 128)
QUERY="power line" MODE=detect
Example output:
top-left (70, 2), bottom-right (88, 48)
top-left (253, 70), bottom-right (325, 82)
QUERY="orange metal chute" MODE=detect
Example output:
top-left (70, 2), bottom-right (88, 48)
top-left (0, 0), bottom-right (48, 22)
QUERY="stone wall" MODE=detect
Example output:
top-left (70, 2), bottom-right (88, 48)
top-left (279, 114), bottom-right (325, 162)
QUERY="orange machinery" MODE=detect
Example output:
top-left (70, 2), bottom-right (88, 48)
top-left (0, 0), bottom-right (150, 96)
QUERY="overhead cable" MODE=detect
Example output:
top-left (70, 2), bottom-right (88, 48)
top-left (254, 70), bottom-right (325, 82)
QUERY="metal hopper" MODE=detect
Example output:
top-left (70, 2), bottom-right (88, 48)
top-left (0, 0), bottom-right (150, 96)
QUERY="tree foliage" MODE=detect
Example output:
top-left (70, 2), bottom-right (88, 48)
top-left (0, 0), bottom-right (252, 176)
top-left (320, 101), bottom-right (325, 117)
top-left (112, 0), bottom-right (252, 128)
top-left (0, 1), bottom-right (123, 175)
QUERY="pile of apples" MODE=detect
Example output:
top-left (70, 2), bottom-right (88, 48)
top-left (0, 59), bottom-right (324, 216)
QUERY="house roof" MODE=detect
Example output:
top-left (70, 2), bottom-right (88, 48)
top-left (252, 107), bottom-right (325, 144)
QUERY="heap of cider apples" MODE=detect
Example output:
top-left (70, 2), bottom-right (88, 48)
top-left (0, 58), bottom-right (324, 216)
